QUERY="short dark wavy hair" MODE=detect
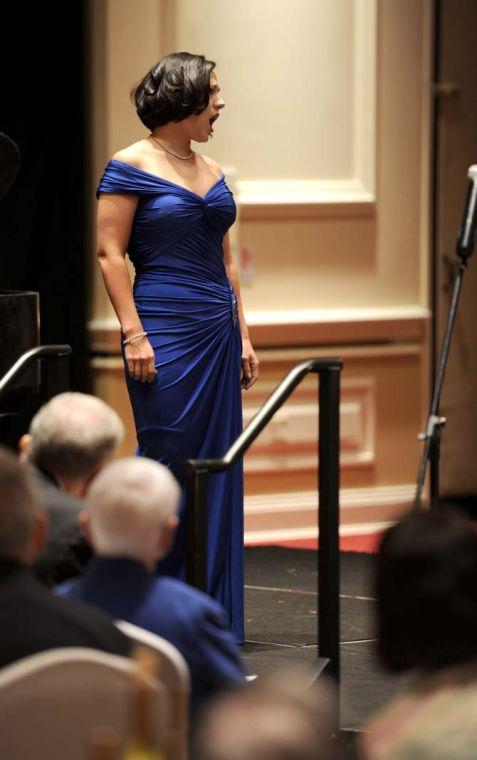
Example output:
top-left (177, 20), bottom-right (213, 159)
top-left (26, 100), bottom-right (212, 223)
top-left (376, 508), bottom-right (477, 673)
top-left (131, 52), bottom-right (216, 130)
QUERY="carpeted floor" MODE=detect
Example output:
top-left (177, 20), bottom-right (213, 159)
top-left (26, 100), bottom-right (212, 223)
top-left (242, 546), bottom-right (412, 733)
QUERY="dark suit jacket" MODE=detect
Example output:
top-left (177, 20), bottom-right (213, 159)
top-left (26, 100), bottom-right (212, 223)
top-left (57, 557), bottom-right (245, 713)
top-left (29, 464), bottom-right (92, 585)
top-left (0, 559), bottom-right (130, 667)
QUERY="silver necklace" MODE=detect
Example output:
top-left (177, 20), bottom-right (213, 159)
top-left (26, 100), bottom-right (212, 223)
top-left (149, 134), bottom-right (193, 160)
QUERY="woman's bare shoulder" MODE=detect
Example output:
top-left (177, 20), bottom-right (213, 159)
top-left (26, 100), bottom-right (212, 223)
top-left (200, 154), bottom-right (223, 179)
top-left (112, 140), bottom-right (150, 168)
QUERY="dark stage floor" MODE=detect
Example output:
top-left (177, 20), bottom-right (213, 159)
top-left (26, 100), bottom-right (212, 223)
top-left (242, 546), bottom-right (411, 732)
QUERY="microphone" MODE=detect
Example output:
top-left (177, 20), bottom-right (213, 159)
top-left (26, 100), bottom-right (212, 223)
top-left (457, 164), bottom-right (477, 260)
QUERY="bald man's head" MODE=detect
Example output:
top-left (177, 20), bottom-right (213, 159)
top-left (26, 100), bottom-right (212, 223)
top-left (84, 457), bottom-right (181, 566)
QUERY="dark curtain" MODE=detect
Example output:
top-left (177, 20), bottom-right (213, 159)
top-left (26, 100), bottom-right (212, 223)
top-left (0, 1), bottom-right (91, 392)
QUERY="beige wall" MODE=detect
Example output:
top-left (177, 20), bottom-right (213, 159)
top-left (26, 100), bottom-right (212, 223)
top-left (88, 0), bottom-right (169, 323)
top-left (173, 0), bottom-right (357, 182)
top-left (236, 0), bottom-right (429, 313)
top-left (87, 0), bottom-right (433, 541)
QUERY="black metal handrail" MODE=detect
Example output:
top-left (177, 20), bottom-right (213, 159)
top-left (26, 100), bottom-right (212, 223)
top-left (0, 345), bottom-right (72, 404)
top-left (184, 357), bottom-right (342, 684)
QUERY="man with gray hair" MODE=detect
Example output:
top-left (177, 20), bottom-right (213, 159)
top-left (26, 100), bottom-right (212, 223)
top-left (19, 392), bottom-right (124, 584)
top-left (57, 457), bottom-right (245, 716)
top-left (0, 446), bottom-right (130, 665)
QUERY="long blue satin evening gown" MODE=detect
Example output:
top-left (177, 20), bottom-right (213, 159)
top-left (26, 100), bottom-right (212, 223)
top-left (97, 159), bottom-right (244, 643)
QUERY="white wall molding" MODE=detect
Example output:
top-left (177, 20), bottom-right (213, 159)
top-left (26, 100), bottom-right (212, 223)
top-left (244, 377), bottom-right (375, 474)
top-left (237, 178), bottom-right (374, 208)
top-left (245, 484), bottom-right (415, 514)
top-left (353, 0), bottom-right (377, 195)
top-left (244, 484), bottom-right (414, 544)
top-left (245, 306), bottom-right (430, 326)
top-left (245, 521), bottom-right (395, 545)
top-left (89, 306), bottom-right (430, 354)
top-left (247, 307), bottom-right (430, 348)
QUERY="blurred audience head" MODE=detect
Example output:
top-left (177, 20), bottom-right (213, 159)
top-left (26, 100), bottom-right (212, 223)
top-left (0, 445), bottom-right (46, 563)
top-left (193, 668), bottom-right (336, 760)
top-left (21, 392), bottom-right (124, 496)
top-left (83, 457), bottom-right (181, 567)
top-left (377, 508), bottom-right (477, 673)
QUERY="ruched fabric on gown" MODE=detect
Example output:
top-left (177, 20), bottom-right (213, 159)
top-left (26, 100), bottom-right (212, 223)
top-left (96, 160), bottom-right (244, 643)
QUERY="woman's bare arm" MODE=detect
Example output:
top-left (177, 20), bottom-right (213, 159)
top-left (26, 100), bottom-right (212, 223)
top-left (97, 193), bottom-right (156, 383)
top-left (223, 230), bottom-right (259, 390)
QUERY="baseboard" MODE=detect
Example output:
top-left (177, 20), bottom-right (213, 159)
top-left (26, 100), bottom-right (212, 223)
top-left (244, 484), bottom-right (414, 544)
top-left (245, 521), bottom-right (394, 545)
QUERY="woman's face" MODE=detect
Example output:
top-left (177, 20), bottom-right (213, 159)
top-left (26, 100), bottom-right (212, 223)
top-left (186, 71), bottom-right (225, 143)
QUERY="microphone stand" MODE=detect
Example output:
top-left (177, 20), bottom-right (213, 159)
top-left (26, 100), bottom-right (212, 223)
top-left (414, 166), bottom-right (477, 509)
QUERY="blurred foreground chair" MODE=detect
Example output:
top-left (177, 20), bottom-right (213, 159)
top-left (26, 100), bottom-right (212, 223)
top-left (116, 619), bottom-right (190, 758)
top-left (0, 647), bottom-right (169, 760)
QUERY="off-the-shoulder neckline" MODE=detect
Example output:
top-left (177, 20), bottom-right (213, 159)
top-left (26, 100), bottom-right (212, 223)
top-left (108, 159), bottom-right (225, 201)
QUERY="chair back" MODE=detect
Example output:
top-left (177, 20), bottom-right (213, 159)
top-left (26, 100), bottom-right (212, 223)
top-left (0, 647), bottom-right (169, 760)
top-left (116, 620), bottom-right (190, 759)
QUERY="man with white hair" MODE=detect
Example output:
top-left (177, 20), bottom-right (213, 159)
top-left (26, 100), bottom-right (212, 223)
top-left (19, 392), bottom-right (124, 584)
top-left (57, 457), bottom-right (245, 715)
top-left (0, 446), bottom-right (130, 664)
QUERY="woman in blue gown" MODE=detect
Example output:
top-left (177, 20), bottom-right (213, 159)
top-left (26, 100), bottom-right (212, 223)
top-left (95, 52), bottom-right (259, 644)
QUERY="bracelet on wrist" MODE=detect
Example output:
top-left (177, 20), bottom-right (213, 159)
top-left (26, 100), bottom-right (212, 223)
top-left (122, 331), bottom-right (147, 345)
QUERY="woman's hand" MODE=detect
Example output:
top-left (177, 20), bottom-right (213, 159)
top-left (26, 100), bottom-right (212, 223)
top-left (124, 336), bottom-right (157, 383)
top-left (241, 338), bottom-right (259, 390)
